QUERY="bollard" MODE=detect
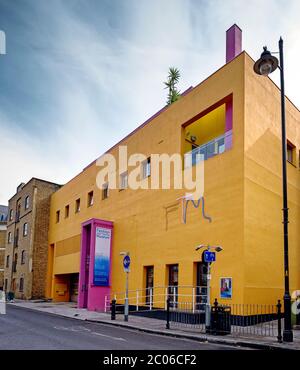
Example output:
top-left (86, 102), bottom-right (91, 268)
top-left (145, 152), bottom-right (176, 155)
top-left (166, 298), bottom-right (170, 329)
top-left (277, 300), bottom-right (282, 343)
top-left (211, 299), bottom-right (219, 335)
top-left (111, 299), bottom-right (116, 321)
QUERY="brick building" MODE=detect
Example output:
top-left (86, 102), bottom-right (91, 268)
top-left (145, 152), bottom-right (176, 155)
top-left (4, 178), bottom-right (61, 299)
top-left (0, 205), bottom-right (8, 290)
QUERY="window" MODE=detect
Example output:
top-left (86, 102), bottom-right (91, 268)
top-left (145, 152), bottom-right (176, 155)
top-left (19, 278), bottom-right (24, 292)
top-left (142, 157), bottom-right (151, 179)
top-left (56, 210), bottom-right (60, 223)
top-left (4, 279), bottom-right (8, 292)
top-left (23, 223), bottom-right (28, 236)
top-left (120, 172), bottom-right (128, 190)
top-left (6, 255), bottom-right (9, 268)
top-left (102, 183), bottom-right (109, 200)
top-left (287, 141), bottom-right (295, 165)
top-left (9, 209), bottom-right (13, 221)
top-left (24, 196), bottom-right (30, 210)
top-left (21, 250), bottom-right (26, 264)
top-left (7, 232), bottom-right (12, 244)
top-left (87, 191), bottom-right (94, 207)
top-left (65, 205), bottom-right (70, 218)
top-left (75, 199), bottom-right (81, 213)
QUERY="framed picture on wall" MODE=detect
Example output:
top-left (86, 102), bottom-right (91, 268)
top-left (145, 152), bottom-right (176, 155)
top-left (220, 277), bottom-right (232, 299)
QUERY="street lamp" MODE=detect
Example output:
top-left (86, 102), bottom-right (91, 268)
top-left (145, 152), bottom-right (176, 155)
top-left (254, 38), bottom-right (293, 343)
top-left (120, 251), bottom-right (130, 322)
top-left (195, 244), bottom-right (223, 332)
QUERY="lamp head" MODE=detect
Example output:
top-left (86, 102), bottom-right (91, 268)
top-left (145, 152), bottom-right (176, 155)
top-left (120, 251), bottom-right (129, 256)
top-left (254, 46), bottom-right (279, 76)
top-left (215, 246), bottom-right (223, 253)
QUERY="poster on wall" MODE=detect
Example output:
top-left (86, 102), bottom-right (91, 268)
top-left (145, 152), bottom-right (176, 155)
top-left (220, 277), bottom-right (232, 299)
top-left (93, 227), bottom-right (112, 286)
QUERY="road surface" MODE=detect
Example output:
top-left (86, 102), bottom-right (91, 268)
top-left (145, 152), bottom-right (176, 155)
top-left (0, 305), bottom-right (241, 350)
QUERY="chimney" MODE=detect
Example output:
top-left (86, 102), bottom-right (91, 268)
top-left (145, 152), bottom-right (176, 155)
top-left (226, 24), bottom-right (242, 63)
top-left (17, 183), bottom-right (25, 193)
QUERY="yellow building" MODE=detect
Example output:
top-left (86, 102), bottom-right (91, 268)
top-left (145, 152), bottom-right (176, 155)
top-left (46, 26), bottom-right (300, 312)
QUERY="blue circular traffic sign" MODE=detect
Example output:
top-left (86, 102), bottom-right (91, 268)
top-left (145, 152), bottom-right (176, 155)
top-left (123, 255), bottom-right (131, 270)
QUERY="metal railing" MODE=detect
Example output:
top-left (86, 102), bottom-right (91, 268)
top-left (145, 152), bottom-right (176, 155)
top-left (166, 298), bottom-right (283, 341)
top-left (167, 300), bottom-right (206, 332)
top-left (184, 130), bottom-right (233, 168)
top-left (104, 285), bottom-right (208, 314)
top-left (221, 301), bottom-right (280, 338)
top-left (107, 286), bottom-right (284, 342)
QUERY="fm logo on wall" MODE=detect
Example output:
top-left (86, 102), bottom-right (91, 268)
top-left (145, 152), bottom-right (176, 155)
top-left (94, 227), bottom-right (112, 286)
top-left (179, 194), bottom-right (212, 224)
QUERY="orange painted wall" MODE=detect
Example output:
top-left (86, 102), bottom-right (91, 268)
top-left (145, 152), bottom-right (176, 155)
top-left (46, 51), bottom-right (300, 307)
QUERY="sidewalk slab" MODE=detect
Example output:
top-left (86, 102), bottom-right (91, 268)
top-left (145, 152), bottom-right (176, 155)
top-left (7, 300), bottom-right (300, 351)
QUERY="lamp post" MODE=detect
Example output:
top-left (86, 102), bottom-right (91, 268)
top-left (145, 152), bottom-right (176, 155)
top-left (195, 244), bottom-right (223, 332)
top-left (254, 38), bottom-right (293, 342)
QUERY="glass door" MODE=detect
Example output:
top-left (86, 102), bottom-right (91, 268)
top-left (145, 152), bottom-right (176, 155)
top-left (196, 262), bottom-right (208, 310)
top-left (168, 264), bottom-right (178, 308)
top-left (145, 266), bottom-right (154, 306)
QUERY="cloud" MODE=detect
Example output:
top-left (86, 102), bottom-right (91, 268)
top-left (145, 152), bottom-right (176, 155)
top-left (0, 0), bottom-right (300, 203)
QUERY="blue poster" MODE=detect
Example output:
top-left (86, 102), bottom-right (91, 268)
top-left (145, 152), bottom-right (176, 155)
top-left (93, 227), bottom-right (112, 286)
top-left (220, 278), bottom-right (232, 299)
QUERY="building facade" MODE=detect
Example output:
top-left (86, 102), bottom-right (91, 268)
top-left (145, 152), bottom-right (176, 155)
top-left (46, 26), bottom-right (300, 311)
top-left (4, 178), bottom-right (61, 299)
top-left (0, 205), bottom-right (8, 290)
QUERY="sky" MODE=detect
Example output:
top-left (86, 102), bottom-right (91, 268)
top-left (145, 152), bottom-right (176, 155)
top-left (0, 0), bottom-right (300, 204)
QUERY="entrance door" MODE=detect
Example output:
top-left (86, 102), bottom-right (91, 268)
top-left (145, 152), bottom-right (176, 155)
top-left (70, 273), bottom-right (79, 303)
top-left (168, 264), bottom-right (178, 308)
top-left (145, 266), bottom-right (154, 305)
top-left (196, 262), bottom-right (208, 310)
top-left (79, 223), bottom-right (91, 308)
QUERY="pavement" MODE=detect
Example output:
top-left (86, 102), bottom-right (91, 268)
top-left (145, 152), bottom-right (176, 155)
top-left (0, 305), bottom-right (239, 350)
top-left (5, 300), bottom-right (300, 350)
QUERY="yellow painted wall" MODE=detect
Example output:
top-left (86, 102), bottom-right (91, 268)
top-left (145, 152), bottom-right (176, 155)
top-left (47, 52), bottom-right (245, 305)
top-left (243, 53), bottom-right (300, 304)
top-left (46, 51), bottom-right (300, 307)
top-left (184, 104), bottom-right (226, 154)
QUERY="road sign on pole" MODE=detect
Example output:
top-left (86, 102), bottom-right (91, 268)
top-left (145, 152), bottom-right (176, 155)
top-left (203, 251), bottom-right (216, 263)
top-left (122, 254), bottom-right (131, 322)
top-left (123, 255), bottom-right (131, 272)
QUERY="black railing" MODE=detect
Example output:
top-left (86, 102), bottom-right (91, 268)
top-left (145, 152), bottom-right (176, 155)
top-left (166, 299), bottom-right (206, 332)
top-left (166, 298), bottom-right (284, 342)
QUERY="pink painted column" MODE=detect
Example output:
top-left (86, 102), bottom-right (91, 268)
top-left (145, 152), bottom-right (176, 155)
top-left (226, 24), bottom-right (242, 63)
top-left (78, 218), bottom-right (113, 311)
top-left (224, 25), bottom-right (241, 150)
